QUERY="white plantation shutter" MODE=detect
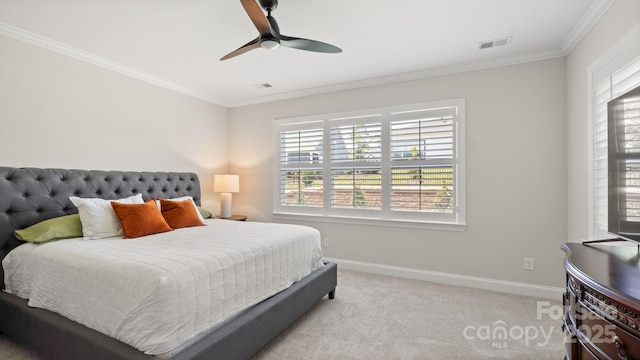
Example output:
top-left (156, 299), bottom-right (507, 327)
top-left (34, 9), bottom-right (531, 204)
top-left (593, 78), bottom-right (611, 236)
top-left (280, 128), bottom-right (323, 164)
top-left (389, 107), bottom-right (456, 213)
top-left (612, 60), bottom-right (640, 98)
top-left (278, 122), bottom-right (324, 209)
top-left (592, 56), bottom-right (640, 238)
top-left (274, 99), bottom-right (465, 227)
top-left (329, 117), bottom-right (382, 211)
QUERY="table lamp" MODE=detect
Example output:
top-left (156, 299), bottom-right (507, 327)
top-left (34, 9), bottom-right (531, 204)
top-left (214, 174), bottom-right (239, 218)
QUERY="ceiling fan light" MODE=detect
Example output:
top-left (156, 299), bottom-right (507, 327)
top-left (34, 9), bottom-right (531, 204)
top-left (261, 39), bottom-right (280, 50)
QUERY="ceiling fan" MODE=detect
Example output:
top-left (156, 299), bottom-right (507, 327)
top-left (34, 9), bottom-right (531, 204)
top-left (220, 0), bottom-right (342, 60)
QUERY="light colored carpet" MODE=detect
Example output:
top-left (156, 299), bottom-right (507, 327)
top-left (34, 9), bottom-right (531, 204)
top-left (1, 269), bottom-right (565, 359)
top-left (252, 270), bottom-right (564, 360)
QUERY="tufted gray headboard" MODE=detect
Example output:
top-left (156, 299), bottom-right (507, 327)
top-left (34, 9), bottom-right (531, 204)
top-left (0, 167), bottom-right (201, 289)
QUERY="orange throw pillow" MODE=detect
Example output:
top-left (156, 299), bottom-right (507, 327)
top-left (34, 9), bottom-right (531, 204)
top-left (160, 198), bottom-right (205, 229)
top-left (111, 199), bottom-right (172, 238)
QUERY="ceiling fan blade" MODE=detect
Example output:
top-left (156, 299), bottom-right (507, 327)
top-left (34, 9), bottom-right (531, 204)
top-left (279, 36), bottom-right (342, 53)
top-left (220, 37), bottom-right (261, 60)
top-left (268, 15), bottom-right (340, 54)
top-left (240, 0), bottom-right (271, 35)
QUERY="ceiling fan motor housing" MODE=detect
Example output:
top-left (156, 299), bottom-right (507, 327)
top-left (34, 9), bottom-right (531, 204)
top-left (258, 0), bottom-right (278, 12)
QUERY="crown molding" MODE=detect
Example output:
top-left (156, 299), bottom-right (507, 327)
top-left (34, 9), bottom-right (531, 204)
top-left (1, 0), bottom-right (614, 109)
top-left (0, 21), bottom-right (230, 107)
top-left (560, 0), bottom-right (616, 55)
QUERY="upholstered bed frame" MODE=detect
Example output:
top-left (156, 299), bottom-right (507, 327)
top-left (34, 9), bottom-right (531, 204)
top-left (0, 167), bottom-right (337, 360)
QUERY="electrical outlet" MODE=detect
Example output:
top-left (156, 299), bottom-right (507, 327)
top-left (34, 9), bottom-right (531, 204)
top-left (524, 257), bottom-right (534, 271)
top-left (323, 237), bottom-right (330, 247)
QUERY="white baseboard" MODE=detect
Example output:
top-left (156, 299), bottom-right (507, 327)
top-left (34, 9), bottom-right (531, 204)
top-left (323, 257), bottom-right (564, 300)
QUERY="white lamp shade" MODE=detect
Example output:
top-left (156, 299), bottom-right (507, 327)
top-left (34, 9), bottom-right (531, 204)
top-left (214, 174), bottom-right (239, 193)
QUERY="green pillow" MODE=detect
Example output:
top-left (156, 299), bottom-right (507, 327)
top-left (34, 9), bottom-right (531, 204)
top-left (197, 206), bottom-right (213, 219)
top-left (14, 214), bottom-right (83, 243)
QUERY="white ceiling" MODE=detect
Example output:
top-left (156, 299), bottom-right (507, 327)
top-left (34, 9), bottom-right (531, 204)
top-left (0, 0), bottom-right (610, 107)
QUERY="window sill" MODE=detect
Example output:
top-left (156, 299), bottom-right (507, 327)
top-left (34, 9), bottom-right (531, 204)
top-left (272, 212), bottom-right (466, 231)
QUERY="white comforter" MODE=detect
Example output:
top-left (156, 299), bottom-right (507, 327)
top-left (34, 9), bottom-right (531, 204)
top-left (2, 219), bottom-right (324, 355)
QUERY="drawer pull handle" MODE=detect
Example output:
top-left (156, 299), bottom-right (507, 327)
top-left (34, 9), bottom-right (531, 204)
top-left (613, 336), bottom-right (628, 360)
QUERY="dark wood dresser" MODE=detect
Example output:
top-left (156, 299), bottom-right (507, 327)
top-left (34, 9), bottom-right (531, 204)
top-left (562, 242), bottom-right (640, 360)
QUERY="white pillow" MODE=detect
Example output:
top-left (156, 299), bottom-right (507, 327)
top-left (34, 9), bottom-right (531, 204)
top-left (70, 194), bottom-right (144, 239)
top-left (156, 196), bottom-right (206, 224)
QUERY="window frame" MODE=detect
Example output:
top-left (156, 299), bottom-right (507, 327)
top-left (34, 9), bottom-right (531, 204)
top-left (273, 99), bottom-right (466, 231)
top-left (588, 39), bottom-right (640, 240)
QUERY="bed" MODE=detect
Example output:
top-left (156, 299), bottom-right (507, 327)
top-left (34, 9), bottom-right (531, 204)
top-left (0, 166), bottom-right (337, 360)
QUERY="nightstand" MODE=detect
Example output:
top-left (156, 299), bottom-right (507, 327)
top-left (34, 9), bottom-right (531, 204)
top-left (217, 215), bottom-right (247, 221)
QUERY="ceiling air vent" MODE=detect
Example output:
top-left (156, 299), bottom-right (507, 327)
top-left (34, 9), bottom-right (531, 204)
top-left (479, 36), bottom-right (512, 50)
top-left (252, 83), bottom-right (273, 89)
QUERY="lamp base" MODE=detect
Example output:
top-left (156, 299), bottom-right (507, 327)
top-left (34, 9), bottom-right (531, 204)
top-left (220, 193), bottom-right (232, 218)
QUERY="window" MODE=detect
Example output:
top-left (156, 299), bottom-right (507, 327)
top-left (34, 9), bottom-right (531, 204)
top-left (274, 99), bottom-right (465, 228)
top-left (591, 56), bottom-right (640, 239)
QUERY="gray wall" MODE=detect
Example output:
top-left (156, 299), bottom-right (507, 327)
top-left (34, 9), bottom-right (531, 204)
top-left (0, 34), bottom-right (229, 210)
top-left (229, 58), bottom-right (568, 290)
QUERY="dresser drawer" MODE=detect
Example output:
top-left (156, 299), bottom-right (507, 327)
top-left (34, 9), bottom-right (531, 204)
top-left (578, 303), bottom-right (640, 360)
